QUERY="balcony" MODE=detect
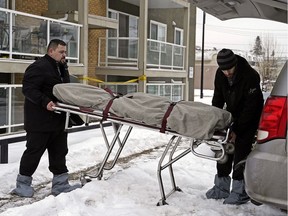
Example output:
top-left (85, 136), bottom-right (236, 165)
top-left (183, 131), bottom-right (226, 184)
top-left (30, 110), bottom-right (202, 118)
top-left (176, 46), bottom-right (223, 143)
top-left (98, 37), bottom-right (185, 70)
top-left (0, 84), bottom-right (23, 134)
top-left (147, 39), bottom-right (185, 70)
top-left (0, 8), bottom-right (82, 64)
top-left (98, 37), bottom-right (139, 68)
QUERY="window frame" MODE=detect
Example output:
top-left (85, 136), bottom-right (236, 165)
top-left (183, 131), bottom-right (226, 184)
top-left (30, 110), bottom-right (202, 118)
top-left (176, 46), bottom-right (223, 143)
top-left (107, 9), bottom-right (139, 59)
top-left (149, 20), bottom-right (167, 52)
top-left (174, 27), bottom-right (183, 55)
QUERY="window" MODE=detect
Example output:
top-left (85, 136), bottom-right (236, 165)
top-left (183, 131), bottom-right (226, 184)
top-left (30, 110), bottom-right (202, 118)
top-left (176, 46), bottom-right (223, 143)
top-left (0, 0), bottom-right (8, 8)
top-left (0, 3), bottom-right (9, 52)
top-left (108, 11), bottom-right (117, 20)
top-left (146, 83), bottom-right (184, 102)
top-left (150, 21), bottom-right (167, 52)
top-left (150, 21), bottom-right (166, 42)
top-left (100, 84), bottom-right (138, 95)
top-left (174, 27), bottom-right (183, 55)
top-left (174, 28), bottom-right (183, 45)
top-left (108, 10), bottom-right (138, 59)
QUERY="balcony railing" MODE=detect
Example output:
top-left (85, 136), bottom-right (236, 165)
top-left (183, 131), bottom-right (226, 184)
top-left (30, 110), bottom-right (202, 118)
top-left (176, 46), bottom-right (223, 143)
top-left (0, 84), bottom-right (24, 134)
top-left (98, 37), bottom-right (139, 67)
top-left (147, 39), bottom-right (185, 70)
top-left (0, 8), bottom-right (82, 63)
top-left (98, 37), bottom-right (185, 70)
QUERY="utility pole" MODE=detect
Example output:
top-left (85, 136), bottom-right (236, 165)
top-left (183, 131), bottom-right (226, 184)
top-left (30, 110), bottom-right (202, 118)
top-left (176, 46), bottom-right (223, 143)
top-left (200, 12), bottom-right (206, 98)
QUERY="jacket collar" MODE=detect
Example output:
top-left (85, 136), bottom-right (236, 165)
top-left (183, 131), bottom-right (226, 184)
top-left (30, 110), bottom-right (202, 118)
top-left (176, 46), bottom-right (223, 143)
top-left (43, 54), bottom-right (58, 67)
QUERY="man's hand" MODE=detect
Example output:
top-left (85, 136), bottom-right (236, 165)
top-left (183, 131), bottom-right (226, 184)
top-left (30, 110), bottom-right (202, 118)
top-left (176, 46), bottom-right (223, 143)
top-left (47, 101), bottom-right (56, 111)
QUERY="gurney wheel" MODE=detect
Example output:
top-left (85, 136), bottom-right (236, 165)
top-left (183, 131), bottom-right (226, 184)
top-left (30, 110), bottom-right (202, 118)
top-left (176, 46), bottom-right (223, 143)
top-left (215, 151), bottom-right (228, 164)
top-left (225, 143), bottom-right (235, 154)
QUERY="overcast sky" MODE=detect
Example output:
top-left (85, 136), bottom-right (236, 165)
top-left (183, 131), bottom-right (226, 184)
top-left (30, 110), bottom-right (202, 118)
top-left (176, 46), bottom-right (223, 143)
top-left (195, 8), bottom-right (288, 56)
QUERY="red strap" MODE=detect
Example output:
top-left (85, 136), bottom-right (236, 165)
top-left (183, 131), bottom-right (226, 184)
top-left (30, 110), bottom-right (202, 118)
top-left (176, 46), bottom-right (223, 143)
top-left (104, 87), bottom-right (115, 96)
top-left (160, 102), bottom-right (177, 133)
top-left (102, 97), bottom-right (117, 121)
top-left (102, 88), bottom-right (119, 121)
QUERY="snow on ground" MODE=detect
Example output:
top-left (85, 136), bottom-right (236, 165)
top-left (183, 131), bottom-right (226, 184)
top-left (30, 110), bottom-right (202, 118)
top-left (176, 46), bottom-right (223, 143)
top-left (0, 91), bottom-right (286, 216)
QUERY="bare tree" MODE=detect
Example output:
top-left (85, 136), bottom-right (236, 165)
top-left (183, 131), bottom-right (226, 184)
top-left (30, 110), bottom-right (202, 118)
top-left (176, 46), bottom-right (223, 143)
top-left (252, 34), bottom-right (282, 91)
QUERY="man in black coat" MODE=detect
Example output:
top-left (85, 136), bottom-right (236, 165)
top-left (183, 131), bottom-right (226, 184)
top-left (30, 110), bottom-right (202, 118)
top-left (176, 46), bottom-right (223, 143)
top-left (206, 49), bottom-right (263, 205)
top-left (12, 39), bottom-right (81, 197)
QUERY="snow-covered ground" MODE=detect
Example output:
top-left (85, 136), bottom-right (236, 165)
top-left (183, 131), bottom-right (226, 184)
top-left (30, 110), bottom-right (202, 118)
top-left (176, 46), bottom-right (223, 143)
top-left (0, 91), bottom-right (286, 216)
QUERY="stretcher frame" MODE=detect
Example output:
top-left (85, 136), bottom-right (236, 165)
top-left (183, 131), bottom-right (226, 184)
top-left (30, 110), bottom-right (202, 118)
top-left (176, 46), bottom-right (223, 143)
top-left (53, 102), bottom-right (231, 206)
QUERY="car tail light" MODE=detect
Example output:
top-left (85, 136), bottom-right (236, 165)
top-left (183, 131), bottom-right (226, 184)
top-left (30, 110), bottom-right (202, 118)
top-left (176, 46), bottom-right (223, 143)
top-left (257, 96), bottom-right (287, 143)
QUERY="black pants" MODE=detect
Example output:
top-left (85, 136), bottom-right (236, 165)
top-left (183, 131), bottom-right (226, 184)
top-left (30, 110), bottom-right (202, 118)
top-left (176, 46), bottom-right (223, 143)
top-left (19, 131), bottom-right (68, 176)
top-left (217, 134), bottom-right (255, 180)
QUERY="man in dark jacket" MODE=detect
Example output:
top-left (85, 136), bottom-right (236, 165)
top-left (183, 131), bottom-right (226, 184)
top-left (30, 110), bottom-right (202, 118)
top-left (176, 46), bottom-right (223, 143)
top-left (12, 39), bottom-right (81, 197)
top-left (206, 49), bottom-right (263, 205)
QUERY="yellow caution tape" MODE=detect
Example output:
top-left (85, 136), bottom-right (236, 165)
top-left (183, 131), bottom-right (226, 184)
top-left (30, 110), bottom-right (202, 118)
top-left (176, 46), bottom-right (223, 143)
top-left (81, 77), bottom-right (104, 83)
top-left (138, 75), bottom-right (147, 81)
top-left (80, 75), bottom-right (146, 84)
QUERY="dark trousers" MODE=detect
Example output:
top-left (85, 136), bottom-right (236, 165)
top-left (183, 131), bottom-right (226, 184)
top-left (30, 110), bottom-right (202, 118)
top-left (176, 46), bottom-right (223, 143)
top-left (19, 131), bottom-right (68, 176)
top-left (217, 134), bottom-right (255, 180)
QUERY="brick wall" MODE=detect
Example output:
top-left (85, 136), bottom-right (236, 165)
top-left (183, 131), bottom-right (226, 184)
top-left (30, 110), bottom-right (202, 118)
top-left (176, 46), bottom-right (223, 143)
top-left (90, 0), bottom-right (106, 16)
top-left (88, 0), bottom-right (107, 85)
top-left (16, 0), bottom-right (48, 15)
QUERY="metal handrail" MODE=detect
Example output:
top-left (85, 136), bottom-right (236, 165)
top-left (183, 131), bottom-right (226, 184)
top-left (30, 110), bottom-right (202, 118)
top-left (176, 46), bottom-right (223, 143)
top-left (98, 37), bottom-right (186, 70)
top-left (0, 84), bottom-right (23, 134)
top-left (0, 8), bottom-right (82, 26)
top-left (0, 7), bottom-right (82, 63)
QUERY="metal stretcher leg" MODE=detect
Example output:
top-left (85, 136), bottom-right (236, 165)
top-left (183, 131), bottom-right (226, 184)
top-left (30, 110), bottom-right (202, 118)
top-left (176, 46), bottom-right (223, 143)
top-left (81, 122), bottom-right (133, 181)
top-left (156, 135), bottom-right (192, 206)
top-left (102, 123), bottom-right (133, 171)
top-left (190, 128), bottom-right (232, 163)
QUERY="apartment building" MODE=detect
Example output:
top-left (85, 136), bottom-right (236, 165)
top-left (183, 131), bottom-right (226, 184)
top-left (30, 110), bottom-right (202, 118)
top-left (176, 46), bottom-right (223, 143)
top-left (0, 0), bottom-right (196, 134)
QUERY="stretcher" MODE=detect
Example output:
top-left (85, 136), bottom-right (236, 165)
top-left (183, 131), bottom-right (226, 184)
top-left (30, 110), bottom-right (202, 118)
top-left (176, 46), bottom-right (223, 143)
top-left (52, 83), bottom-right (233, 205)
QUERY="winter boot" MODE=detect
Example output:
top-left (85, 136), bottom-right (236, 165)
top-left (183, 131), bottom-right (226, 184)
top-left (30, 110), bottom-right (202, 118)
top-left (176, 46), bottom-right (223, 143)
top-left (11, 174), bottom-right (34, 197)
top-left (223, 179), bottom-right (250, 205)
top-left (51, 173), bottom-right (82, 196)
top-left (206, 174), bottom-right (231, 199)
